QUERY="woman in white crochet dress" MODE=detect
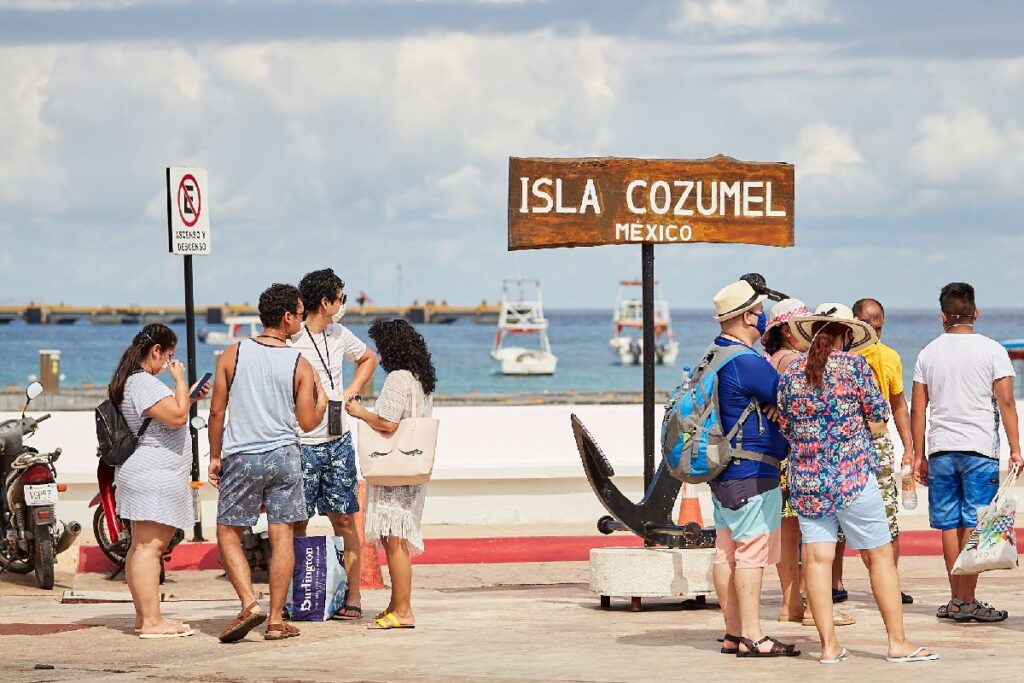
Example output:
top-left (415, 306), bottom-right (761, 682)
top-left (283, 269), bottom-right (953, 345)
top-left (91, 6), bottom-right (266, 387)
top-left (345, 318), bottom-right (436, 630)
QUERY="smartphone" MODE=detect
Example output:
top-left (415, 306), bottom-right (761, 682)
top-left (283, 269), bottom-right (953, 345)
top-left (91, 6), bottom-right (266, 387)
top-left (190, 372), bottom-right (213, 399)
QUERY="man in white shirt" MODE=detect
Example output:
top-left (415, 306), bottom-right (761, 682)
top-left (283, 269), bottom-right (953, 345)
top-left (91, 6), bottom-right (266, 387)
top-left (912, 282), bottom-right (1022, 623)
top-left (292, 268), bottom-right (378, 620)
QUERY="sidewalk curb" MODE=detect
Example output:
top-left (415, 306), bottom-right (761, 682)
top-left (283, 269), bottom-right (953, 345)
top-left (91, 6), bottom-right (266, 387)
top-left (76, 528), bottom-right (1024, 573)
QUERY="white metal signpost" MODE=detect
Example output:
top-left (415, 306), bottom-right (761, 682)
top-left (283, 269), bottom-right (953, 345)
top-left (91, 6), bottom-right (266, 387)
top-left (166, 166), bottom-right (209, 541)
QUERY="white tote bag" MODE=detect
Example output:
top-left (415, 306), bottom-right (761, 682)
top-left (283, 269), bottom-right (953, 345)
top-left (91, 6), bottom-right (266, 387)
top-left (357, 382), bottom-right (438, 486)
top-left (951, 464), bottom-right (1020, 576)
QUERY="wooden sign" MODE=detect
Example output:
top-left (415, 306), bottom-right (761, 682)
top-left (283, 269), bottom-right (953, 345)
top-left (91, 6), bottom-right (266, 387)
top-left (507, 155), bottom-right (794, 251)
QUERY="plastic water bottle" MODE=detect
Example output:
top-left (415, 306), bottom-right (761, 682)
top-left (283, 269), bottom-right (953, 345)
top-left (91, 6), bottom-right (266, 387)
top-left (901, 465), bottom-right (918, 510)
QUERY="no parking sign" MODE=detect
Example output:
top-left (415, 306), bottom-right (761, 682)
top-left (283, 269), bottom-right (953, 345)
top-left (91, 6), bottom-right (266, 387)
top-left (166, 167), bottom-right (211, 254)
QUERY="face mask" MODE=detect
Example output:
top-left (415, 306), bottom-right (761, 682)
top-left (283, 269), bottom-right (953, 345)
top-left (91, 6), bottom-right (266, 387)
top-left (751, 310), bottom-right (767, 336)
top-left (842, 336), bottom-right (853, 353)
top-left (332, 303), bottom-right (347, 323)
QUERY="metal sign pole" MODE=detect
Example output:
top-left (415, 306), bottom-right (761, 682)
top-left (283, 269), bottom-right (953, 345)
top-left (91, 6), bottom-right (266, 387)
top-left (184, 254), bottom-right (204, 542)
top-left (641, 245), bottom-right (656, 489)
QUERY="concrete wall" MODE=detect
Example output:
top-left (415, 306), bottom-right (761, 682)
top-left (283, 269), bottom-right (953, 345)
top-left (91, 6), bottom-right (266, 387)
top-left (6, 402), bottom-right (1021, 534)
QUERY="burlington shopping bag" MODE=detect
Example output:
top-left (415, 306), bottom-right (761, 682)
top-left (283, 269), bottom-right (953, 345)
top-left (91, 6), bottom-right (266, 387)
top-left (284, 535), bottom-right (346, 621)
top-left (952, 465), bottom-right (1020, 576)
top-left (357, 385), bottom-right (438, 486)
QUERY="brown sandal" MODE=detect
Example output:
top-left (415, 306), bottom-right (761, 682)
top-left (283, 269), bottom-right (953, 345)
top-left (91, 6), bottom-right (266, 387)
top-left (218, 601), bottom-right (267, 643)
top-left (264, 622), bottom-right (301, 640)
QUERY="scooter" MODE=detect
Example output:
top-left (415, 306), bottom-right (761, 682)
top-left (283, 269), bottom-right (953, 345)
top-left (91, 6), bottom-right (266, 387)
top-left (0, 382), bottom-right (81, 589)
top-left (89, 459), bottom-right (185, 581)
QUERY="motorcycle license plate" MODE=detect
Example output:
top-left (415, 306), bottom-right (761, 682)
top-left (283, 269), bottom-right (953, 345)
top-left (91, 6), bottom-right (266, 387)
top-left (24, 484), bottom-right (58, 506)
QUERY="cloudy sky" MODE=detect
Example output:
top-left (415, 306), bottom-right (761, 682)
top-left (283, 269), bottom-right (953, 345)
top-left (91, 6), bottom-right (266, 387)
top-left (2, 0), bottom-right (1023, 310)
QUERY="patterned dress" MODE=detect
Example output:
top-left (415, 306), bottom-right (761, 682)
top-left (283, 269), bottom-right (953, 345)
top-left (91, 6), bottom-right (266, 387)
top-left (363, 370), bottom-right (432, 557)
top-left (115, 372), bottom-right (194, 530)
top-left (776, 352), bottom-right (889, 519)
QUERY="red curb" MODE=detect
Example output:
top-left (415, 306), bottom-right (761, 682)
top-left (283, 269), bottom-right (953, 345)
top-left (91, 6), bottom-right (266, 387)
top-left (76, 528), bottom-right (1024, 573)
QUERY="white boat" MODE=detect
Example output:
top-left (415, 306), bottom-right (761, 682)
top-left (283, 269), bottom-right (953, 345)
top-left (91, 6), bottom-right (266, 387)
top-left (609, 281), bottom-right (679, 365)
top-left (490, 279), bottom-right (558, 376)
top-left (199, 316), bottom-right (263, 345)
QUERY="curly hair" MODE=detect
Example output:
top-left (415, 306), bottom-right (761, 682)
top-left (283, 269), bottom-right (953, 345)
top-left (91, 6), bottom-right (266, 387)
top-left (108, 324), bottom-right (177, 405)
top-left (805, 321), bottom-right (850, 390)
top-left (258, 283), bottom-right (301, 328)
top-left (298, 268), bottom-right (345, 317)
top-left (762, 325), bottom-right (786, 356)
top-left (368, 318), bottom-right (437, 395)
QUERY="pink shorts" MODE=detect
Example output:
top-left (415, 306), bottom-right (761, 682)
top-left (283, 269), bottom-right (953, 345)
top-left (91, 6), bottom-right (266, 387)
top-left (714, 527), bottom-right (782, 568)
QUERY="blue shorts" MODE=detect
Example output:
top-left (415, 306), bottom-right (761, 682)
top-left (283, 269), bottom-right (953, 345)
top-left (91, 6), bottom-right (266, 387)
top-left (217, 443), bottom-right (307, 527)
top-left (798, 477), bottom-right (891, 550)
top-left (927, 451), bottom-right (999, 530)
top-left (300, 432), bottom-right (359, 519)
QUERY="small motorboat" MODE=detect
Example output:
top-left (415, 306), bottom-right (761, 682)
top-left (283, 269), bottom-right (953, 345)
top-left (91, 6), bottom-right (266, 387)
top-left (199, 316), bottom-right (263, 345)
top-left (609, 281), bottom-right (679, 365)
top-left (490, 279), bottom-right (557, 376)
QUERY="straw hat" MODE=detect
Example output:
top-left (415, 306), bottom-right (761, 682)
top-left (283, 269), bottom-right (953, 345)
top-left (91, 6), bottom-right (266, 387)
top-left (761, 298), bottom-right (812, 345)
top-left (791, 303), bottom-right (878, 352)
top-left (713, 280), bottom-right (767, 322)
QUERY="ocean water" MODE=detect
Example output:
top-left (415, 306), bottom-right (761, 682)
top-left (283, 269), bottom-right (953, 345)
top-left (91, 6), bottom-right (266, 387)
top-left (1, 309), bottom-right (1023, 395)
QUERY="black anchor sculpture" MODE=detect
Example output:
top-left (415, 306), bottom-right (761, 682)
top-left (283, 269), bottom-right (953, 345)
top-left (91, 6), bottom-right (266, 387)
top-left (572, 273), bottom-right (788, 549)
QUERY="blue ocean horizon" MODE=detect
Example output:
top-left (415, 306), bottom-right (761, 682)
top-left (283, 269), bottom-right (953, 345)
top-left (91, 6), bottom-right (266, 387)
top-left (1, 308), bottom-right (1023, 396)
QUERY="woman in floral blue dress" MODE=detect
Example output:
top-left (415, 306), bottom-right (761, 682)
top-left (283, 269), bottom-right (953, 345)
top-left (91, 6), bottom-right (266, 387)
top-left (777, 304), bottom-right (937, 665)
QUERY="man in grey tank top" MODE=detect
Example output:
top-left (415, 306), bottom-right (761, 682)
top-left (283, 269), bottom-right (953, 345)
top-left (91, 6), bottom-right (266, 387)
top-left (208, 284), bottom-right (328, 643)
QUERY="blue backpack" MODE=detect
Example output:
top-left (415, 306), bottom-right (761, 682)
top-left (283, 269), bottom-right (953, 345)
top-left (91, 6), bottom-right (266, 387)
top-left (661, 343), bottom-right (774, 484)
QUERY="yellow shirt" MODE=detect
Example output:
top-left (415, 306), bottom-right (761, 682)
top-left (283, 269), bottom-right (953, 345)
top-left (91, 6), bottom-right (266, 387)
top-left (857, 341), bottom-right (904, 399)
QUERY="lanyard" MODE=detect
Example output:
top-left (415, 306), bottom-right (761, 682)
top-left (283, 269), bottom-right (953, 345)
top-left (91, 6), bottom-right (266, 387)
top-left (306, 328), bottom-right (335, 391)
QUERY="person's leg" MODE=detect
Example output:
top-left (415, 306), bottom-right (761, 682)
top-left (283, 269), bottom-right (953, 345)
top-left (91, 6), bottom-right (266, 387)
top-left (128, 520), bottom-right (184, 633)
top-left (322, 434), bottom-right (362, 612)
top-left (266, 522), bottom-right (295, 628)
top-left (713, 564), bottom-right (740, 643)
top-left (217, 524), bottom-right (260, 610)
top-left (383, 536), bottom-right (414, 623)
top-left (777, 517), bottom-right (803, 620)
top-left (734, 565), bottom-right (767, 649)
top-left (927, 453), bottom-right (963, 606)
top-left (958, 455), bottom-right (1001, 608)
top-left (804, 541), bottom-right (841, 659)
top-left (295, 443), bottom-right (323, 539)
top-left (831, 538), bottom-right (846, 594)
top-left (328, 513), bottom-right (361, 610)
top-left (861, 544), bottom-right (934, 658)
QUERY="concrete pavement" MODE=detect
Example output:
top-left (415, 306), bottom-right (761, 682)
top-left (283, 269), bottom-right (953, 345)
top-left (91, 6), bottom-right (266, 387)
top-left (2, 551), bottom-right (1024, 682)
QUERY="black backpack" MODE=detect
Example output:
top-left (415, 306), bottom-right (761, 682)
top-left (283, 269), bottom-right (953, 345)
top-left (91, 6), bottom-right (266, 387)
top-left (95, 399), bottom-right (152, 467)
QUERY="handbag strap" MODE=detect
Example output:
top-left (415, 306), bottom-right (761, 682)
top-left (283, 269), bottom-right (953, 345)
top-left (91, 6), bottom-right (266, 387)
top-left (408, 375), bottom-right (429, 419)
top-left (994, 463), bottom-right (1022, 505)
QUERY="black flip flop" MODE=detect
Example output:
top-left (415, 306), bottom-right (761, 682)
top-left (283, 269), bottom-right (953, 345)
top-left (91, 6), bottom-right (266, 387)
top-left (333, 604), bottom-right (363, 620)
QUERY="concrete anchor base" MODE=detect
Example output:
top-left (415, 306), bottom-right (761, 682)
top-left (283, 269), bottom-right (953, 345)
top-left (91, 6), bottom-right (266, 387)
top-left (590, 546), bottom-right (715, 612)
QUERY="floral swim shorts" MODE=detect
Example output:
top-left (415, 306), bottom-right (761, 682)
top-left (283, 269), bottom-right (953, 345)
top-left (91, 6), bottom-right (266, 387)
top-left (300, 432), bottom-right (359, 519)
top-left (217, 443), bottom-right (307, 527)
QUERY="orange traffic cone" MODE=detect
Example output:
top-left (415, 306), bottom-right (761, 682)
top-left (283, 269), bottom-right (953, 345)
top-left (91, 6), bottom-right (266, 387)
top-left (355, 481), bottom-right (385, 589)
top-left (677, 482), bottom-right (705, 527)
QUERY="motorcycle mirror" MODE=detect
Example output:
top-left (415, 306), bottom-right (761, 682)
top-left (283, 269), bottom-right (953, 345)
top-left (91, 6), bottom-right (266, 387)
top-left (25, 382), bottom-right (43, 402)
top-left (190, 416), bottom-right (208, 431)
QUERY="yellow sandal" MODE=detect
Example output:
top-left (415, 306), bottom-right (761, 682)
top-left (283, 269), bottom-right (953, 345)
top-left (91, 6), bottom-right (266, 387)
top-left (368, 612), bottom-right (415, 630)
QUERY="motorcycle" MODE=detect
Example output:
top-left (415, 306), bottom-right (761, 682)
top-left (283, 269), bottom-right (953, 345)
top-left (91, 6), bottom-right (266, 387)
top-left (0, 382), bottom-right (82, 589)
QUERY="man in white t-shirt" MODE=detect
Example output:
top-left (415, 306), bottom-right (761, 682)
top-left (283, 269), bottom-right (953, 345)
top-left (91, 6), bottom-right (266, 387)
top-left (912, 282), bottom-right (1022, 623)
top-left (291, 268), bottom-right (378, 620)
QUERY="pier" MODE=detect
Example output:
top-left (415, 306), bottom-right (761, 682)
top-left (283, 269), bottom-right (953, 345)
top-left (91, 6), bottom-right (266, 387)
top-left (0, 302), bottom-right (499, 325)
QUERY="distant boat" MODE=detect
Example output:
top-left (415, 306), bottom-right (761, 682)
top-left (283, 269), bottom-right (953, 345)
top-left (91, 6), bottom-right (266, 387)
top-left (490, 279), bottom-right (558, 376)
top-left (609, 281), bottom-right (679, 365)
top-left (199, 316), bottom-right (262, 345)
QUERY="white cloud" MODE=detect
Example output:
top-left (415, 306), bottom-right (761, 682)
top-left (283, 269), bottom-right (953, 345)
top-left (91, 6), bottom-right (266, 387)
top-left (903, 107), bottom-right (1024, 189)
top-left (671, 0), bottom-right (835, 35)
top-left (783, 122), bottom-right (882, 216)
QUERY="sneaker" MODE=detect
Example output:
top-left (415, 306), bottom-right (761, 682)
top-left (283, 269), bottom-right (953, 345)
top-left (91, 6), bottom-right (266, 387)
top-left (901, 592), bottom-right (914, 605)
top-left (832, 588), bottom-right (849, 603)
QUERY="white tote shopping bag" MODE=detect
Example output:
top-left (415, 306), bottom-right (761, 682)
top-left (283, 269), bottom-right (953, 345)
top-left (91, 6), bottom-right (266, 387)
top-left (357, 384), bottom-right (438, 486)
top-left (952, 465), bottom-right (1020, 575)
